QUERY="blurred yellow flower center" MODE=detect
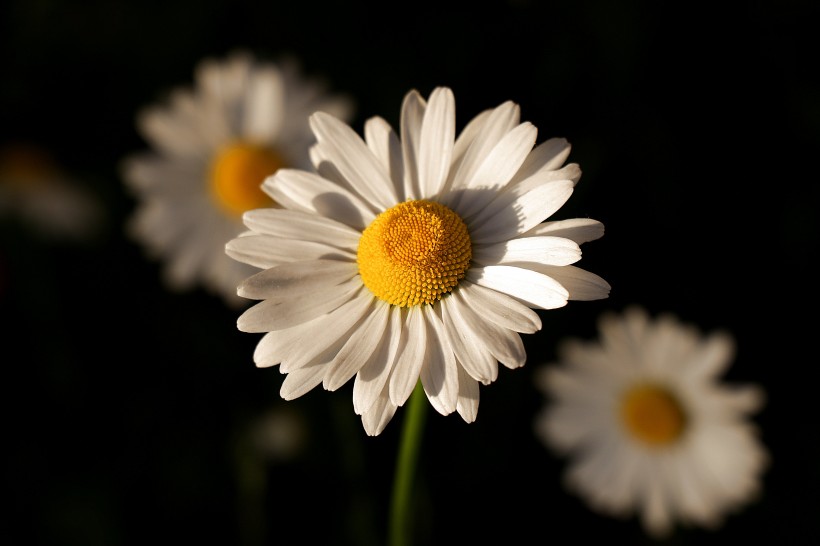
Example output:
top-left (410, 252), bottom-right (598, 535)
top-left (210, 142), bottom-right (281, 216)
top-left (620, 384), bottom-right (687, 447)
top-left (357, 199), bottom-right (472, 307)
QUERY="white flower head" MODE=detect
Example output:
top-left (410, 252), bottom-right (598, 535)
top-left (534, 305), bottom-right (769, 538)
top-left (227, 86), bottom-right (610, 435)
top-left (121, 50), bottom-right (354, 306)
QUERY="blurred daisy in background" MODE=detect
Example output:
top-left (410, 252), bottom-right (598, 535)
top-left (0, 142), bottom-right (104, 242)
top-left (121, 50), bottom-right (354, 307)
top-left (534, 305), bottom-right (769, 538)
top-left (226, 86), bottom-right (610, 436)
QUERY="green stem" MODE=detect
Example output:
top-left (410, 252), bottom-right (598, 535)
top-left (388, 381), bottom-right (428, 546)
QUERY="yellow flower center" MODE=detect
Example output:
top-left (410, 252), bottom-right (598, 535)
top-left (209, 142), bottom-right (282, 217)
top-left (619, 384), bottom-right (687, 447)
top-left (357, 199), bottom-right (472, 307)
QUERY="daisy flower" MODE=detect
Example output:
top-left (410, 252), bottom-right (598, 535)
top-left (121, 51), bottom-right (353, 306)
top-left (227, 86), bottom-right (610, 436)
top-left (0, 142), bottom-right (103, 242)
top-left (534, 306), bottom-right (769, 538)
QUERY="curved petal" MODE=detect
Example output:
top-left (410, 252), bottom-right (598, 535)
top-left (226, 234), bottom-right (355, 270)
top-left (509, 137), bottom-right (572, 184)
top-left (452, 290), bottom-right (528, 369)
top-left (440, 296), bottom-right (499, 384)
top-left (241, 64), bottom-right (285, 143)
top-left (279, 364), bottom-right (326, 400)
top-left (455, 364), bottom-right (480, 423)
top-left (526, 264), bottom-right (611, 301)
top-left (361, 390), bottom-right (399, 437)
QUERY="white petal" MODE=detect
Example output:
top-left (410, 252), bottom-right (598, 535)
top-left (242, 208), bottom-right (361, 248)
top-left (526, 264), bottom-right (611, 301)
top-left (237, 278), bottom-right (362, 332)
top-left (448, 122), bottom-right (538, 218)
top-left (440, 297), bottom-right (499, 384)
top-left (444, 100), bottom-right (520, 194)
top-left (469, 179), bottom-right (575, 245)
top-left (309, 112), bottom-right (397, 210)
top-left (226, 234), bottom-right (354, 270)
top-left (237, 259), bottom-right (357, 300)
top-left (279, 364), bottom-right (326, 400)
top-left (522, 218), bottom-right (605, 244)
top-left (455, 365), bottom-right (480, 423)
top-left (241, 64), bottom-right (285, 143)
top-left (324, 301), bottom-right (390, 391)
top-left (281, 293), bottom-right (374, 373)
top-left (364, 116), bottom-right (405, 201)
top-left (361, 391), bottom-right (399, 437)
top-left (457, 281), bottom-right (541, 333)
top-left (420, 306), bottom-right (458, 415)
top-left (400, 89), bottom-right (427, 200)
top-left (353, 305), bottom-right (403, 415)
top-left (468, 265), bottom-right (569, 310)
top-left (453, 289), bottom-right (527, 369)
top-left (417, 87), bottom-right (455, 198)
top-left (509, 137), bottom-right (572, 184)
top-left (389, 307), bottom-right (426, 407)
top-left (264, 169), bottom-right (376, 231)
top-left (253, 318), bottom-right (322, 368)
top-left (472, 236), bottom-right (582, 267)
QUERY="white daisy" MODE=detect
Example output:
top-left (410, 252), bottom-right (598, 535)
top-left (0, 143), bottom-right (103, 242)
top-left (227, 86), bottom-right (610, 436)
top-left (121, 51), bottom-right (354, 306)
top-left (534, 305), bottom-right (769, 538)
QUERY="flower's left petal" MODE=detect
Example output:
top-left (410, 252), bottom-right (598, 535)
top-left (242, 208), bottom-right (361, 249)
top-left (468, 265), bottom-right (569, 310)
top-left (324, 301), bottom-right (390, 392)
top-left (237, 278), bottom-right (362, 332)
top-left (469, 179), bottom-right (574, 245)
top-left (455, 365), bottom-right (480, 423)
top-left (279, 362), bottom-right (327, 400)
top-left (226, 235), bottom-right (355, 270)
top-left (310, 112), bottom-right (397, 210)
top-left (420, 306), bottom-right (458, 415)
top-left (237, 259), bottom-right (357, 300)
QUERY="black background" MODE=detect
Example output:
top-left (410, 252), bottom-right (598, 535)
top-left (2, 1), bottom-right (818, 545)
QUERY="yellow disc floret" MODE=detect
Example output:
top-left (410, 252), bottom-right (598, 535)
top-left (210, 142), bottom-right (282, 217)
top-left (619, 383), bottom-right (687, 447)
top-left (357, 199), bottom-right (472, 307)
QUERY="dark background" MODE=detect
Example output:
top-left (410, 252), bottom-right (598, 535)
top-left (2, 0), bottom-right (818, 544)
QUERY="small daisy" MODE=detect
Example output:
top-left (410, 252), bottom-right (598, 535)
top-left (0, 143), bottom-right (103, 241)
top-left (121, 51), bottom-right (353, 306)
top-left (227, 86), bottom-right (610, 436)
top-left (534, 306), bottom-right (768, 538)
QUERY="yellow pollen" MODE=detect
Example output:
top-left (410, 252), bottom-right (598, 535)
top-left (209, 142), bottom-right (282, 216)
top-left (619, 384), bottom-right (687, 447)
top-left (357, 199), bottom-right (472, 307)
